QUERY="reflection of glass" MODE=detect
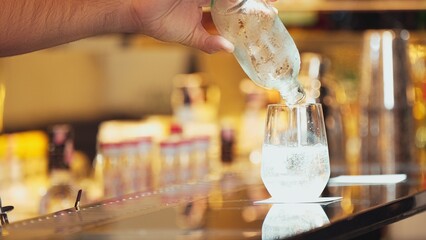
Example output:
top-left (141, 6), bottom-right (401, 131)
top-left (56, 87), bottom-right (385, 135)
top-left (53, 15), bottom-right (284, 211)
top-left (262, 204), bottom-right (329, 240)
top-left (261, 103), bottom-right (330, 200)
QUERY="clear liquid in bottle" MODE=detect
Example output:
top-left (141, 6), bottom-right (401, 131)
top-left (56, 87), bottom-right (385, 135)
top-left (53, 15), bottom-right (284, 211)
top-left (211, 0), bottom-right (305, 105)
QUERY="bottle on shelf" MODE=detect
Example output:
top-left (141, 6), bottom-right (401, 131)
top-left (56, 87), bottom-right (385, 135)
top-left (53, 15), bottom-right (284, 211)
top-left (191, 136), bottom-right (211, 181)
top-left (220, 124), bottom-right (235, 165)
top-left (122, 137), bottom-right (155, 192)
top-left (97, 142), bottom-right (124, 198)
top-left (238, 79), bottom-right (267, 161)
top-left (177, 138), bottom-right (194, 183)
top-left (134, 137), bottom-right (154, 191)
top-left (159, 140), bottom-right (179, 187)
top-left (39, 124), bottom-right (79, 214)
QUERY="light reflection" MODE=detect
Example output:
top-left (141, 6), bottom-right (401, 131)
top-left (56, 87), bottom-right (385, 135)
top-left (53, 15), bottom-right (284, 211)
top-left (382, 31), bottom-right (395, 110)
top-left (0, 83), bottom-right (5, 132)
top-left (261, 204), bottom-right (329, 240)
top-left (341, 187), bottom-right (355, 214)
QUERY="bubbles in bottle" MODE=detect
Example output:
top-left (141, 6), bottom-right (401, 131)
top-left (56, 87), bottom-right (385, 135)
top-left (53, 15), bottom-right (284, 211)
top-left (211, 0), bottom-right (305, 105)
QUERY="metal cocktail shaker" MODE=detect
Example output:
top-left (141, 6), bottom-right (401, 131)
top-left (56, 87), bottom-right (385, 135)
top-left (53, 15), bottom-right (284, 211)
top-left (359, 29), bottom-right (415, 174)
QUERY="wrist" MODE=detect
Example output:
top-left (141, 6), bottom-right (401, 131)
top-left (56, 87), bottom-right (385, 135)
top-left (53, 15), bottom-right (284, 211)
top-left (112, 0), bottom-right (144, 34)
top-left (98, 0), bottom-right (137, 34)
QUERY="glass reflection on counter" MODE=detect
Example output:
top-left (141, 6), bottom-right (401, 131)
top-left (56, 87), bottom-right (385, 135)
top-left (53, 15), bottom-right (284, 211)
top-left (262, 204), bottom-right (329, 240)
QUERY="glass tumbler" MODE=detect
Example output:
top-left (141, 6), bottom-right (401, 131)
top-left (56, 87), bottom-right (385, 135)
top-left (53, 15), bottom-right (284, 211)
top-left (261, 103), bottom-right (330, 200)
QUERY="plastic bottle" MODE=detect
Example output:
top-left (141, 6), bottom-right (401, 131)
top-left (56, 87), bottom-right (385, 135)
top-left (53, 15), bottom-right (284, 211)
top-left (159, 140), bottom-right (179, 187)
top-left (211, 0), bottom-right (305, 105)
top-left (192, 136), bottom-right (210, 181)
top-left (39, 124), bottom-right (78, 214)
top-left (135, 137), bottom-right (154, 191)
top-left (97, 142), bottom-right (123, 198)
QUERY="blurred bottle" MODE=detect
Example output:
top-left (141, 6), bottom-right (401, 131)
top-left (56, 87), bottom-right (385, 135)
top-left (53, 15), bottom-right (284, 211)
top-left (2, 135), bottom-right (32, 220)
top-left (177, 139), bottom-right (194, 183)
top-left (135, 137), bottom-right (154, 191)
top-left (94, 136), bottom-right (154, 198)
top-left (220, 123), bottom-right (235, 165)
top-left (192, 136), bottom-right (210, 181)
top-left (159, 140), bottom-right (179, 187)
top-left (408, 41), bottom-right (426, 178)
top-left (167, 123), bottom-right (192, 184)
top-left (121, 140), bottom-right (139, 194)
top-left (97, 142), bottom-right (124, 198)
top-left (238, 79), bottom-right (267, 161)
top-left (3, 135), bottom-right (23, 188)
top-left (171, 73), bottom-right (220, 124)
top-left (39, 124), bottom-right (78, 214)
top-left (171, 73), bottom-right (221, 175)
top-left (298, 52), bottom-right (346, 175)
top-left (359, 30), bottom-right (414, 174)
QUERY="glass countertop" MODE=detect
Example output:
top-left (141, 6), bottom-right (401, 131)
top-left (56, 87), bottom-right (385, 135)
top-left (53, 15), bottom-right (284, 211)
top-left (2, 165), bottom-right (426, 240)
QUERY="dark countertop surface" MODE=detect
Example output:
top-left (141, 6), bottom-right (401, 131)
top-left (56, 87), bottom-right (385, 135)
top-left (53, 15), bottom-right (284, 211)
top-left (2, 164), bottom-right (426, 240)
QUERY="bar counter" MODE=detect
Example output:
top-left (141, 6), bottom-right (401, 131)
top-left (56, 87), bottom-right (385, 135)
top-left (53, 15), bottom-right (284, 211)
top-left (2, 163), bottom-right (426, 240)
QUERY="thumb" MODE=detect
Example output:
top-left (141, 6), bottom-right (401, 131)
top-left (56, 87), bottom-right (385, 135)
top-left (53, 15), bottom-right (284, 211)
top-left (203, 35), bottom-right (235, 54)
top-left (191, 25), bottom-right (234, 54)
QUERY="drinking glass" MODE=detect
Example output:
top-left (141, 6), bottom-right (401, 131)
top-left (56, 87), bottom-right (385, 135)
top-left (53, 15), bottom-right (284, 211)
top-left (261, 103), bottom-right (330, 200)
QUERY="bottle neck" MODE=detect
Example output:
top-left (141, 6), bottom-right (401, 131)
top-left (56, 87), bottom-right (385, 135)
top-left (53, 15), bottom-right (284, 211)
top-left (278, 80), bottom-right (306, 106)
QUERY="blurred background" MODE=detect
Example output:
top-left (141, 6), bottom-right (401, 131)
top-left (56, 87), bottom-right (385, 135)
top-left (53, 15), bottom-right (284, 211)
top-left (0, 0), bottom-right (425, 230)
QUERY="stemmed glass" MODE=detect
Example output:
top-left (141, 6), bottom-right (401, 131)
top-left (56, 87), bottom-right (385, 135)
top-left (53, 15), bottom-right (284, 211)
top-left (261, 103), bottom-right (330, 200)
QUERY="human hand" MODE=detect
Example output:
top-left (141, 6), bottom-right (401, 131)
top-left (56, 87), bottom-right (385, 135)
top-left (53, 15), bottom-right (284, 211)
top-left (129, 0), bottom-right (234, 54)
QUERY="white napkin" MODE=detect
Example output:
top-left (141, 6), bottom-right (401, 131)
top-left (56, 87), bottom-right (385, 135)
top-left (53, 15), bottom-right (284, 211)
top-left (254, 197), bottom-right (342, 205)
top-left (328, 174), bottom-right (407, 186)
